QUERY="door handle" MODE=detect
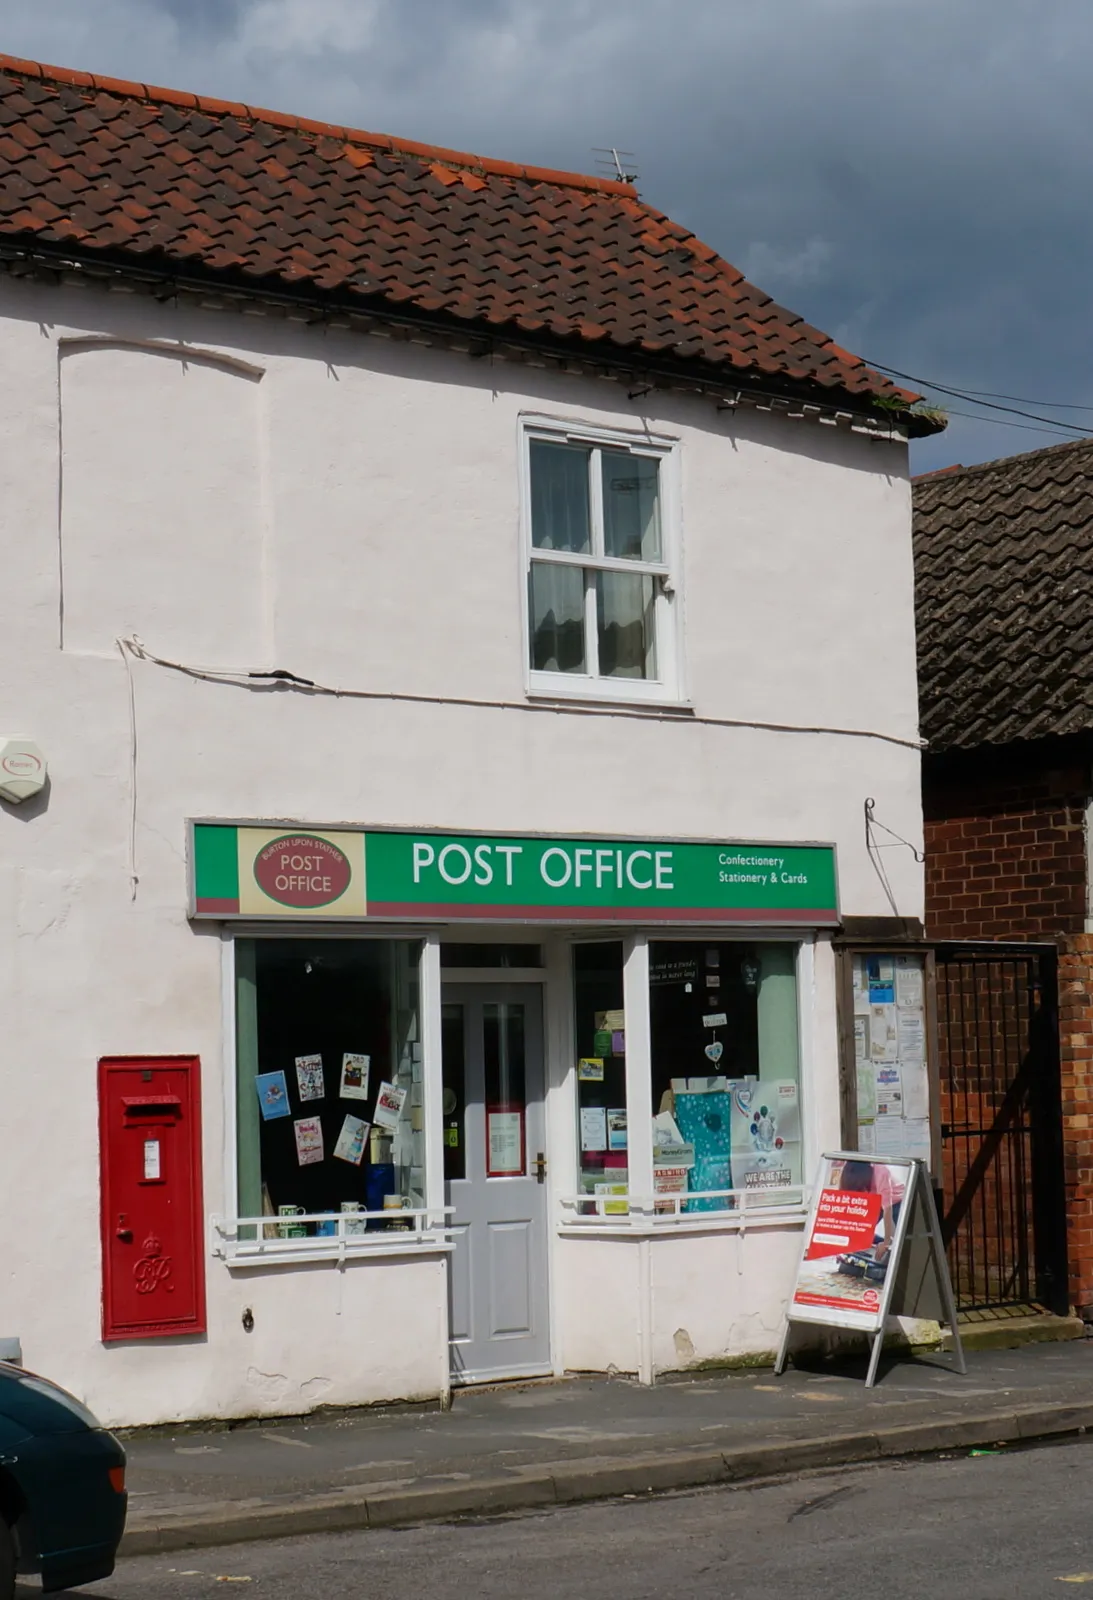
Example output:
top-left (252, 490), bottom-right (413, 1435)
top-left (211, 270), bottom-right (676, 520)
top-left (116, 1215), bottom-right (133, 1243)
top-left (535, 1152), bottom-right (547, 1184)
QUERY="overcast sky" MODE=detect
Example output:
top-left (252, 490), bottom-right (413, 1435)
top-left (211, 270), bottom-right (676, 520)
top-left (3, 0), bottom-right (1090, 471)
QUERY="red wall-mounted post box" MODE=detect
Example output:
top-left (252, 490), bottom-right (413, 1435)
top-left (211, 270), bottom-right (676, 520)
top-left (98, 1056), bottom-right (206, 1341)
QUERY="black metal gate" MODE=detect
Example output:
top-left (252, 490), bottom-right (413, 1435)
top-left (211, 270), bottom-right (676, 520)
top-left (935, 944), bottom-right (1068, 1315)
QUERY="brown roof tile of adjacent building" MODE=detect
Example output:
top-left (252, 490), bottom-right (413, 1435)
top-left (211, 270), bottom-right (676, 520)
top-left (0, 52), bottom-right (929, 418)
top-left (913, 436), bottom-right (1093, 751)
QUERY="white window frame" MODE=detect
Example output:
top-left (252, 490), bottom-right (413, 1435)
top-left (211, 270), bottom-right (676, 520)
top-left (519, 414), bottom-right (685, 706)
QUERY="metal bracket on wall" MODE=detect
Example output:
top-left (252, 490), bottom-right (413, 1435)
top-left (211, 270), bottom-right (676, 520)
top-left (864, 797), bottom-right (925, 864)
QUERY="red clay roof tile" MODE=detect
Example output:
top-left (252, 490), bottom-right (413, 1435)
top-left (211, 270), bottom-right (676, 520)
top-left (0, 51), bottom-right (925, 414)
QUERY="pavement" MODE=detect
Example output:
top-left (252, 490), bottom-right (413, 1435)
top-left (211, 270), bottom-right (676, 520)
top-left (120, 1337), bottom-right (1093, 1555)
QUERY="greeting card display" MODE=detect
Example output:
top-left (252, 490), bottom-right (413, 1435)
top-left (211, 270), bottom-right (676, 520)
top-left (294, 1116), bottom-right (324, 1166)
top-left (334, 1113), bottom-right (369, 1166)
top-left (295, 1054), bottom-right (325, 1102)
top-left (373, 1081), bottom-right (407, 1131)
top-left (255, 1071), bottom-right (291, 1121)
top-left (340, 1053), bottom-right (371, 1101)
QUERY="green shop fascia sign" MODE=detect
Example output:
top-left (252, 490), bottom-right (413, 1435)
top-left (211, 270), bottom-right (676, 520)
top-left (189, 822), bottom-right (839, 927)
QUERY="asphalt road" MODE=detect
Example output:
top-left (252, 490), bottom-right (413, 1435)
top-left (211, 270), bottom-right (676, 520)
top-left (63, 1437), bottom-right (1093, 1599)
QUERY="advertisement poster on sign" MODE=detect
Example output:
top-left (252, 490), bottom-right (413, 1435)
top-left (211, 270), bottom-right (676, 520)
top-left (791, 1155), bottom-right (912, 1329)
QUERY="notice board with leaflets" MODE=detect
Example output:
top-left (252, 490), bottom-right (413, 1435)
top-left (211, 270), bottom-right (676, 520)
top-left (838, 949), bottom-right (940, 1178)
top-left (775, 1152), bottom-right (965, 1387)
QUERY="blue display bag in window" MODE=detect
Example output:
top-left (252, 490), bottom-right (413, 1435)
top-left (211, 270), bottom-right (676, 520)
top-left (673, 1091), bottom-right (732, 1212)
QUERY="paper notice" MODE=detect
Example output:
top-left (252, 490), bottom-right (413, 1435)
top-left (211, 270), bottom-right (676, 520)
top-left (902, 1117), bottom-right (932, 1163)
top-left (870, 1004), bottom-right (899, 1063)
top-left (867, 955), bottom-right (896, 1004)
top-left (852, 958), bottom-right (870, 1016)
top-left (873, 1115), bottom-right (910, 1157)
top-left (902, 1062), bottom-right (931, 1120)
top-left (580, 1106), bottom-right (608, 1153)
top-left (857, 1120), bottom-right (876, 1154)
top-left (854, 1015), bottom-right (869, 1066)
top-left (875, 1061), bottom-right (903, 1117)
top-left (488, 1110), bottom-right (524, 1175)
top-left (895, 956), bottom-right (925, 1010)
top-left (897, 1008), bottom-right (926, 1065)
top-left (856, 1060), bottom-right (877, 1121)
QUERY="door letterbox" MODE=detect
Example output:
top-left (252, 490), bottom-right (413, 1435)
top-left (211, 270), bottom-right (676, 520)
top-left (99, 1056), bottom-right (206, 1341)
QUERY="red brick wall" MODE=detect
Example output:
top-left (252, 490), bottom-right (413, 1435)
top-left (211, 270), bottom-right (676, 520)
top-left (1060, 936), bottom-right (1093, 1311)
top-left (925, 742), bottom-right (1093, 1313)
top-left (924, 755), bottom-right (1088, 942)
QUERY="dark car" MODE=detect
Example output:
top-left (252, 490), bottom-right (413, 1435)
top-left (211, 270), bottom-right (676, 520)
top-left (0, 1362), bottom-right (127, 1595)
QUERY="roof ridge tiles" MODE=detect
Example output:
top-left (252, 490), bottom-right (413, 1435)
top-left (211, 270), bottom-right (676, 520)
top-left (0, 50), bottom-right (637, 199)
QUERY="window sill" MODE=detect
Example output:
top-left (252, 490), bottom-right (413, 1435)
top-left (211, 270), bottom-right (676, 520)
top-left (211, 1211), bottom-right (453, 1268)
top-left (527, 680), bottom-right (694, 715)
top-left (556, 1191), bottom-right (810, 1238)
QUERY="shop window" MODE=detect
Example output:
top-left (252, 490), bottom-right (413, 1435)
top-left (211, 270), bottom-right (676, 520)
top-left (235, 939), bottom-right (422, 1237)
top-left (524, 420), bottom-right (680, 705)
top-left (649, 941), bottom-right (801, 1211)
top-left (572, 941), bottom-right (628, 1211)
top-left (440, 944), bottom-right (544, 968)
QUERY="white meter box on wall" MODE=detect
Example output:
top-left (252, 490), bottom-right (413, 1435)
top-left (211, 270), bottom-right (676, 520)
top-left (0, 739), bottom-right (46, 803)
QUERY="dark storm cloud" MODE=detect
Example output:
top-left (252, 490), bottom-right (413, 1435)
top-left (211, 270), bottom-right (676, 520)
top-left (0, 0), bottom-right (1089, 468)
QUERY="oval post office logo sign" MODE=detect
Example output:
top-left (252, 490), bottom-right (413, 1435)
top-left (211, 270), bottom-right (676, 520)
top-left (253, 834), bottom-right (352, 909)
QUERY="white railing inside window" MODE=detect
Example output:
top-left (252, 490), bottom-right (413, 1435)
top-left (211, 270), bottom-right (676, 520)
top-left (211, 1208), bottom-right (455, 1266)
top-left (557, 1186), bottom-right (810, 1231)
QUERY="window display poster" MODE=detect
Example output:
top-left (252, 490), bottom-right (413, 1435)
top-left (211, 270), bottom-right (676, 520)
top-left (487, 1109), bottom-right (524, 1176)
top-left (256, 1070), bottom-right (291, 1121)
top-left (729, 1080), bottom-right (801, 1191)
top-left (373, 1081), bottom-right (407, 1130)
top-left (790, 1154), bottom-right (912, 1329)
top-left (577, 1057), bottom-right (605, 1081)
top-left (607, 1108), bottom-right (628, 1151)
top-left (593, 1029), bottom-right (613, 1056)
top-left (340, 1053), bottom-right (371, 1101)
top-left (334, 1113), bottom-right (369, 1166)
top-left (295, 1053), bottom-right (325, 1102)
top-left (596, 1009), bottom-right (625, 1032)
top-left (580, 1105), bottom-right (608, 1152)
top-left (594, 1182), bottom-right (629, 1216)
top-left (294, 1116), bottom-right (324, 1166)
top-left (674, 1090), bottom-right (731, 1208)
